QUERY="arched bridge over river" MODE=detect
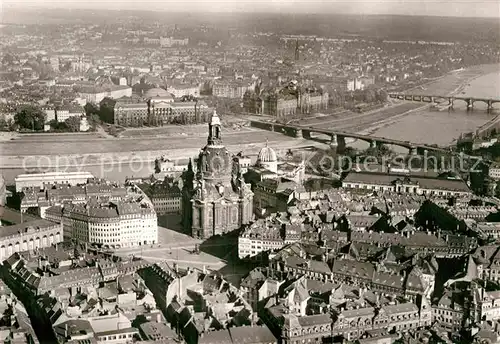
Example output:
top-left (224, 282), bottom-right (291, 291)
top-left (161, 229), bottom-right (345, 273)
top-left (250, 120), bottom-right (452, 155)
top-left (388, 93), bottom-right (500, 112)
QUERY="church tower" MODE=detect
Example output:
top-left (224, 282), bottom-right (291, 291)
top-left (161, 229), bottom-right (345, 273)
top-left (184, 109), bottom-right (253, 240)
top-left (207, 109), bottom-right (222, 146)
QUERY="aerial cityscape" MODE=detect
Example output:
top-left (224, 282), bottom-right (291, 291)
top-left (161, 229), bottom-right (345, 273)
top-left (0, 1), bottom-right (500, 343)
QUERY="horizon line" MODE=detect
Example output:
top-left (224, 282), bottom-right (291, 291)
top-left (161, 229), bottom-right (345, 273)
top-left (2, 4), bottom-right (500, 20)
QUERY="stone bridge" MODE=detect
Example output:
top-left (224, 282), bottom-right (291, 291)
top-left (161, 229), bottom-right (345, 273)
top-left (250, 120), bottom-right (450, 155)
top-left (388, 93), bottom-right (500, 112)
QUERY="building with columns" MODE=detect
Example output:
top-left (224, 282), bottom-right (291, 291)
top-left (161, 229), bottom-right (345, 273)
top-left (0, 219), bottom-right (63, 261)
top-left (182, 110), bottom-right (254, 240)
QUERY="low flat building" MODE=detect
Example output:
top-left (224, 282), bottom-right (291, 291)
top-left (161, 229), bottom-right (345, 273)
top-left (342, 170), bottom-right (471, 198)
top-left (15, 171), bottom-right (94, 193)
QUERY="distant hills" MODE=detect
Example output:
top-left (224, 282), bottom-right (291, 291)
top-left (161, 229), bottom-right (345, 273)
top-left (1, 8), bottom-right (499, 43)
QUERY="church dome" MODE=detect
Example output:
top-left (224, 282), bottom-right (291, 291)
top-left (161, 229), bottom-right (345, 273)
top-left (258, 143), bottom-right (277, 163)
top-left (144, 88), bottom-right (172, 99)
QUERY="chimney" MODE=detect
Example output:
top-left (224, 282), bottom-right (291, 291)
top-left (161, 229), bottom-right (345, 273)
top-left (65, 323), bottom-right (68, 338)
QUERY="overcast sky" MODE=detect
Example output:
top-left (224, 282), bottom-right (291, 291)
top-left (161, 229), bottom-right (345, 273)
top-left (3, 0), bottom-right (500, 18)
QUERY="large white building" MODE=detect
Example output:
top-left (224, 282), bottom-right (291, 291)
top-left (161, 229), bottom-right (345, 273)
top-left (45, 202), bottom-right (157, 248)
top-left (166, 84), bottom-right (200, 98)
top-left (238, 224), bottom-right (284, 260)
top-left (79, 85), bottom-right (132, 104)
top-left (15, 171), bottom-right (94, 192)
top-left (56, 105), bottom-right (85, 123)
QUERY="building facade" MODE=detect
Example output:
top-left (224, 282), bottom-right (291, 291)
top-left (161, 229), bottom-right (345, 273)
top-left (238, 224), bottom-right (284, 259)
top-left (138, 182), bottom-right (182, 214)
top-left (0, 219), bottom-right (63, 261)
top-left (253, 86), bottom-right (329, 118)
top-left (45, 202), bottom-right (157, 248)
top-left (113, 100), bottom-right (212, 127)
top-left (166, 84), bottom-right (200, 98)
top-left (78, 85), bottom-right (132, 104)
top-left (114, 103), bottom-right (149, 126)
top-left (213, 79), bottom-right (256, 99)
top-left (57, 105), bottom-right (85, 123)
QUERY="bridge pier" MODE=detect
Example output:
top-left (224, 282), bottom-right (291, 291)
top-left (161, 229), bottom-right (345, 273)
top-left (330, 134), bottom-right (338, 147)
top-left (295, 129), bottom-right (303, 139)
top-left (487, 100), bottom-right (493, 113)
top-left (449, 97), bottom-right (454, 110)
top-left (466, 99), bottom-right (473, 111)
top-left (303, 130), bottom-right (311, 139)
top-left (330, 134), bottom-right (346, 153)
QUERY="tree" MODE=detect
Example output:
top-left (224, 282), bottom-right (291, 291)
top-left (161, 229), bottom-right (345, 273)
top-left (0, 118), bottom-right (7, 130)
top-left (14, 105), bottom-right (46, 131)
top-left (363, 89), bottom-right (377, 103)
top-left (376, 89), bottom-right (388, 103)
top-left (65, 116), bottom-right (81, 132)
top-left (84, 102), bottom-right (99, 117)
top-left (99, 97), bottom-right (116, 124)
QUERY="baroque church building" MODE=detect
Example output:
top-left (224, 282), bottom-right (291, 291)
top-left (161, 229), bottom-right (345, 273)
top-left (182, 110), bottom-right (253, 239)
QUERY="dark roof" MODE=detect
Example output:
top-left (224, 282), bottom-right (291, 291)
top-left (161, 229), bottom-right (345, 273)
top-left (1, 207), bottom-right (39, 224)
top-left (0, 219), bottom-right (59, 239)
top-left (198, 329), bottom-right (232, 344)
top-left (229, 325), bottom-right (277, 344)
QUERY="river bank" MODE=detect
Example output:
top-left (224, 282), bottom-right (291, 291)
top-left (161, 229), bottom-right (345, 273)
top-left (1, 63), bottom-right (498, 181)
top-left (361, 64), bottom-right (499, 148)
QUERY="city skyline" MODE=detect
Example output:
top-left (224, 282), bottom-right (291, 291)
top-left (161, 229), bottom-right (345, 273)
top-left (3, 0), bottom-right (500, 18)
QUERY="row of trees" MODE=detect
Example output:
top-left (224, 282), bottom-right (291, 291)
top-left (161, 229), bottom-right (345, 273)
top-left (328, 87), bottom-right (388, 107)
top-left (0, 105), bottom-right (81, 132)
top-left (14, 105), bottom-right (46, 131)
